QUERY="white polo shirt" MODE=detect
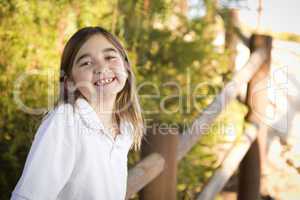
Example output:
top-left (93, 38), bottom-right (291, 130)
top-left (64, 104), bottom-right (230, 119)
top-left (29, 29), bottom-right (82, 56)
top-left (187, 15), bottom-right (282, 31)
top-left (11, 98), bottom-right (134, 200)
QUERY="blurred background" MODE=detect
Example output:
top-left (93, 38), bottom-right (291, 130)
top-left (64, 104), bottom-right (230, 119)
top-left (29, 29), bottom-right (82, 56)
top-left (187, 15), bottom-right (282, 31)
top-left (0, 0), bottom-right (300, 199)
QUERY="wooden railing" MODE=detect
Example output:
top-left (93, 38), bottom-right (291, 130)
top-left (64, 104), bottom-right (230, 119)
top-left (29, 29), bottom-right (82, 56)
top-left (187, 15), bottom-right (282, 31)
top-left (126, 27), bottom-right (272, 200)
top-left (197, 124), bottom-right (257, 200)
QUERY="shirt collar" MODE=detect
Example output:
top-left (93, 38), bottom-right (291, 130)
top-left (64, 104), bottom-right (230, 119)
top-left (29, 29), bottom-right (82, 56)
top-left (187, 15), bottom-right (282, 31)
top-left (74, 98), bottom-right (133, 139)
top-left (75, 98), bottom-right (104, 131)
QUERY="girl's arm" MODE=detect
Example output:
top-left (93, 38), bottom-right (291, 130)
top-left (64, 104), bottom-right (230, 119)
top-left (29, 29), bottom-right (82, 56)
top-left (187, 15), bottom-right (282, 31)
top-left (11, 104), bottom-right (77, 200)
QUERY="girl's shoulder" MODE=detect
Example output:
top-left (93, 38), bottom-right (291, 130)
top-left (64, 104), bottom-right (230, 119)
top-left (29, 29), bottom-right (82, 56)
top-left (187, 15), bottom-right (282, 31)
top-left (42, 102), bottom-right (78, 126)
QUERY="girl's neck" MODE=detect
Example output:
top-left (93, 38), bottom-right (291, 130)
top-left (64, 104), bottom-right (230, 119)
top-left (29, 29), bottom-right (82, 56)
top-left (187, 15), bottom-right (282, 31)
top-left (90, 94), bottom-right (118, 133)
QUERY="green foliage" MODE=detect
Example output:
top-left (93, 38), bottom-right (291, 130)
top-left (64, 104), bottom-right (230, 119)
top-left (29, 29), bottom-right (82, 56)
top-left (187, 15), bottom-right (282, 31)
top-left (0, 1), bottom-right (115, 198)
top-left (177, 100), bottom-right (247, 199)
top-left (268, 31), bottom-right (300, 43)
top-left (0, 0), bottom-right (245, 199)
top-left (116, 0), bottom-right (230, 127)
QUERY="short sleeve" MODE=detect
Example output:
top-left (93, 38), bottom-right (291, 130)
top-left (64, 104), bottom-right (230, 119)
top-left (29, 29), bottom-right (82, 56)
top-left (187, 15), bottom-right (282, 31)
top-left (11, 104), bottom-right (77, 200)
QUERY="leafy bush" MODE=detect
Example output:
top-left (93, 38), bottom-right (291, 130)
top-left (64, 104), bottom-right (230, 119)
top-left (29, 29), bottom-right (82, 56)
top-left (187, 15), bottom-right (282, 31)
top-left (0, 0), bottom-right (242, 199)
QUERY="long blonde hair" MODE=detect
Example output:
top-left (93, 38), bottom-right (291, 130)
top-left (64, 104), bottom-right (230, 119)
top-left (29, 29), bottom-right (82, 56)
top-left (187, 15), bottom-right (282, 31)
top-left (58, 26), bottom-right (144, 150)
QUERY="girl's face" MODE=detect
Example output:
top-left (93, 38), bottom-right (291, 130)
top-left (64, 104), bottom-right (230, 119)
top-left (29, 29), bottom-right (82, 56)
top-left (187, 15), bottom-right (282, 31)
top-left (71, 34), bottom-right (128, 102)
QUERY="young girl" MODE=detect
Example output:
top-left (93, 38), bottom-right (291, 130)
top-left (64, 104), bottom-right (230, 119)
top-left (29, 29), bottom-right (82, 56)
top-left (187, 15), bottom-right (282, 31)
top-left (11, 26), bottom-right (144, 200)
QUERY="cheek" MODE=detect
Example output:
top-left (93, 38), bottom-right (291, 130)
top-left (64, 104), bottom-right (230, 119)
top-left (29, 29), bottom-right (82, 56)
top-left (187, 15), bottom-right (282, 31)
top-left (72, 69), bottom-right (93, 82)
top-left (110, 61), bottom-right (128, 81)
top-left (115, 69), bottom-right (128, 84)
top-left (71, 69), bottom-right (95, 94)
top-left (109, 59), bottom-right (125, 70)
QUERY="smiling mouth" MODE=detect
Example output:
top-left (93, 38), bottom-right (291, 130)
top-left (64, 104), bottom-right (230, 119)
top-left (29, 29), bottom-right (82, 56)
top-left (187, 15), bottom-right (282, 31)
top-left (94, 77), bottom-right (116, 86)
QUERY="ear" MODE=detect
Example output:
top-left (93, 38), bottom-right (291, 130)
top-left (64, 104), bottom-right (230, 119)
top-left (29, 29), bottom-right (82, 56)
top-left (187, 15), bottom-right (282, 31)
top-left (125, 69), bottom-right (129, 79)
top-left (64, 76), bottom-right (80, 101)
top-left (63, 76), bottom-right (76, 94)
top-left (65, 76), bottom-right (75, 87)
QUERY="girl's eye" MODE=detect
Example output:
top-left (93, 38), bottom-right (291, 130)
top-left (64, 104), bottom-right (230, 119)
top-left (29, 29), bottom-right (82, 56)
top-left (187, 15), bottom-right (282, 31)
top-left (80, 61), bottom-right (92, 67)
top-left (105, 56), bottom-right (117, 61)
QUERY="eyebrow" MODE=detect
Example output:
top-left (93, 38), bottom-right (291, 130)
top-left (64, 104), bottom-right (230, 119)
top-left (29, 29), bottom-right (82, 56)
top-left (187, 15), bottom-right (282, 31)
top-left (103, 47), bottom-right (118, 53)
top-left (75, 53), bottom-right (91, 65)
top-left (75, 47), bottom-right (118, 65)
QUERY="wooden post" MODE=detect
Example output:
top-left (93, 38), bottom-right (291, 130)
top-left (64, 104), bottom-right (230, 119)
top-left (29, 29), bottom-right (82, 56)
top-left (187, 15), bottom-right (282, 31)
top-left (126, 153), bottom-right (165, 199)
top-left (238, 34), bottom-right (272, 200)
top-left (224, 9), bottom-right (239, 74)
top-left (139, 125), bottom-right (178, 200)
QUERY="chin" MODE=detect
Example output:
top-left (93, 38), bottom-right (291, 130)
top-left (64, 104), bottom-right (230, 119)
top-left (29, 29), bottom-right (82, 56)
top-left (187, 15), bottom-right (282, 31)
top-left (94, 87), bottom-right (123, 97)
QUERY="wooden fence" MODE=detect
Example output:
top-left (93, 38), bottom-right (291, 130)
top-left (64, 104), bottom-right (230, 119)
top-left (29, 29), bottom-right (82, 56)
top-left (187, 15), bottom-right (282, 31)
top-left (125, 25), bottom-right (273, 200)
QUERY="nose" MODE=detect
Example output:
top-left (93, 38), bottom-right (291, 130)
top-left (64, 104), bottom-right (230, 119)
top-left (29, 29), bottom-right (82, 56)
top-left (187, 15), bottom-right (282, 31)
top-left (93, 61), bottom-right (109, 74)
top-left (94, 68), bottom-right (105, 74)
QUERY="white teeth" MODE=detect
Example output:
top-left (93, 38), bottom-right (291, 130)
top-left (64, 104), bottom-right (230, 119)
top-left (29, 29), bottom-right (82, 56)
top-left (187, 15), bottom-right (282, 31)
top-left (95, 78), bottom-right (114, 86)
